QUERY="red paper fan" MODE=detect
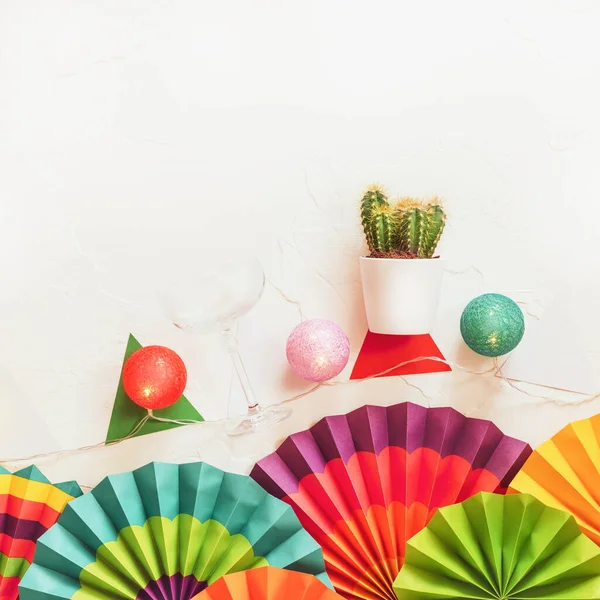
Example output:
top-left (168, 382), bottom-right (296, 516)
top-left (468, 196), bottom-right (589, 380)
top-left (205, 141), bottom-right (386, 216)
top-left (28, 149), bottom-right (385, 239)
top-left (251, 402), bottom-right (532, 600)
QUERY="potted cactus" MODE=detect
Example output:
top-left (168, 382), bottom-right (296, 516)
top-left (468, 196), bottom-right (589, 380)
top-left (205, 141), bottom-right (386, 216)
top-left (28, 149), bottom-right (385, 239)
top-left (359, 185), bottom-right (447, 334)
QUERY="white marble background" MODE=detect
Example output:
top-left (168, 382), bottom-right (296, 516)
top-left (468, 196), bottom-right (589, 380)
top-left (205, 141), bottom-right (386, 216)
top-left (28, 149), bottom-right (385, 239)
top-left (1, 0), bottom-right (599, 489)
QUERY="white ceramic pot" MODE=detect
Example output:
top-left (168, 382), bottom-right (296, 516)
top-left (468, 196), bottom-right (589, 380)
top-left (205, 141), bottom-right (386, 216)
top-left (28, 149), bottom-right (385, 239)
top-left (359, 257), bottom-right (444, 335)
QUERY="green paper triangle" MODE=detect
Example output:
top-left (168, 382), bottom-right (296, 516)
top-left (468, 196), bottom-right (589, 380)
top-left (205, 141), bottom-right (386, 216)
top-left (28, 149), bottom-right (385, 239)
top-left (105, 334), bottom-right (204, 444)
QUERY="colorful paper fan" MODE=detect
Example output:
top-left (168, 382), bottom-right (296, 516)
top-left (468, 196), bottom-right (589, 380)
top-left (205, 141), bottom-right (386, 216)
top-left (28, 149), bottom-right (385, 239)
top-left (19, 461), bottom-right (330, 600)
top-left (394, 492), bottom-right (600, 599)
top-left (0, 465), bottom-right (81, 600)
top-left (251, 402), bottom-right (532, 600)
top-left (509, 412), bottom-right (600, 545)
top-left (194, 566), bottom-right (342, 600)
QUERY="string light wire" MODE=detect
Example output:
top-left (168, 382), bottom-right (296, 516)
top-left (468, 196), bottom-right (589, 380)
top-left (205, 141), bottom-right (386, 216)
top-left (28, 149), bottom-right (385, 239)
top-left (0, 354), bottom-right (597, 467)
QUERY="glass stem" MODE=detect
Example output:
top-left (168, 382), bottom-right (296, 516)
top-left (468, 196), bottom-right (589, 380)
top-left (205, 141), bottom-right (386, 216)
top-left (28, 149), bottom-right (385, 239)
top-left (221, 326), bottom-right (259, 413)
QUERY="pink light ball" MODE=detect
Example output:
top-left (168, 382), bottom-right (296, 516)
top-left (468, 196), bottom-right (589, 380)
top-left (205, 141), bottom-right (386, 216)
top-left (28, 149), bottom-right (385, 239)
top-left (286, 319), bottom-right (350, 382)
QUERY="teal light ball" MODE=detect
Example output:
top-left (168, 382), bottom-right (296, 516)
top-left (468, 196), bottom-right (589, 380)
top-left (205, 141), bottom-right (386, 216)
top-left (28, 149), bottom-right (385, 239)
top-left (460, 293), bottom-right (525, 357)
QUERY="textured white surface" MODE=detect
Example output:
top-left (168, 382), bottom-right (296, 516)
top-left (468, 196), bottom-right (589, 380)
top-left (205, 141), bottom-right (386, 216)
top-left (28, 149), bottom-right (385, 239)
top-left (1, 1), bottom-right (599, 488)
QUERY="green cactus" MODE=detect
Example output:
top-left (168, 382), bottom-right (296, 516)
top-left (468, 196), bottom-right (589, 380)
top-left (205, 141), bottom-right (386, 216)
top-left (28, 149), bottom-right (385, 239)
top-left (369, 205), bottom-right (396, 253)
top-left (422, 197), bottom-right (446, 258)
top-left (395, 197), bottom-right (446, 257)
top-left (395, 199), bottom-right (428, 256)
top-left (360, 185), bottom-right (446, 257)
top-left (360, 185), bottom-right (389, 252)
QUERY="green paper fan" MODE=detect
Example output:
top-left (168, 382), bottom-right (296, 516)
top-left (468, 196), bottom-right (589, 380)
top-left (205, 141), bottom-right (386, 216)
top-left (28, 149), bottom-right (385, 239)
top-left (19, 462), bottom-right (330, 600)
top-left (394, 492), bottom-right (600, 599)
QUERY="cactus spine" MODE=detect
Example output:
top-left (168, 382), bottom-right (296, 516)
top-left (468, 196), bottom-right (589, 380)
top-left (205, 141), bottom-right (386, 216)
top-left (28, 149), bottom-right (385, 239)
top-left (360, 185), bottom-right (447, 258)
top-left (360, 185), bottom-right (389, 253)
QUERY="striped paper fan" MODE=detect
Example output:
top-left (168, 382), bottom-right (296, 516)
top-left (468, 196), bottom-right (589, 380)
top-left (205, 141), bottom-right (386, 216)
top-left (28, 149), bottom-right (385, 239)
top-left (509, 412), bottom-right (600, 544)
top-left (251, 402), bottom-right (532, 600)
top-left (19, 461), bottom-right (330, 600)
top-left (0, 465), bottom-right (81, 600)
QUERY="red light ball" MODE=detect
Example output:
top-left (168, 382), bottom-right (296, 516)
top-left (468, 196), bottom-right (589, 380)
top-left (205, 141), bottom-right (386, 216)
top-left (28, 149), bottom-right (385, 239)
top-left (123, 345), bottom-right (187, 410)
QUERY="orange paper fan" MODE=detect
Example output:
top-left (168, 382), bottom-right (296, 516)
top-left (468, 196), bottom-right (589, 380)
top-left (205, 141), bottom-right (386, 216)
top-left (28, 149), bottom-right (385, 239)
top-left (193, 567), bottom-right (341, 600)
top-left (509, 412), bottom-right (600, 544)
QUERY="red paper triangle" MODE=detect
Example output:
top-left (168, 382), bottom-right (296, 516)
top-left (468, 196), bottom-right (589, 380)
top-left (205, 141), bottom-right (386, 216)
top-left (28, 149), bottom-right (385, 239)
top-left (350, 331), bottom-right (452, 379)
